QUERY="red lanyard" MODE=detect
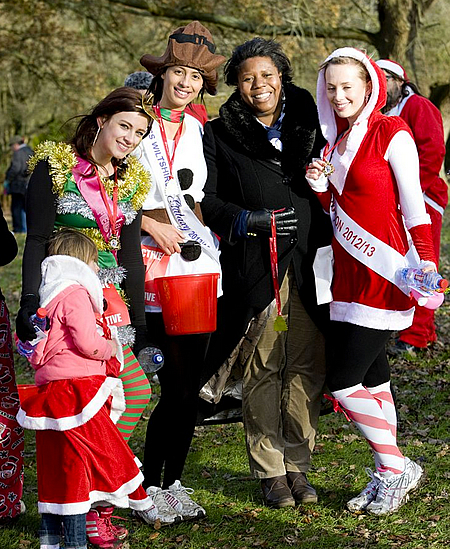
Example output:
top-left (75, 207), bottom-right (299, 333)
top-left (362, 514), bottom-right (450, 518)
top-left (95, 166), bottom-right (119, 248)
top-left (270, 209), bottom-right (288, 331)
top-left (322, 127), bottom-right (352, 160)
top-left (155, 105), bottom-right (184, 180)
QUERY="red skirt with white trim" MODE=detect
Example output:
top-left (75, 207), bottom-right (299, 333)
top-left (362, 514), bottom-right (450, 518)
top-left (17, 376), bottom-right (151, 515)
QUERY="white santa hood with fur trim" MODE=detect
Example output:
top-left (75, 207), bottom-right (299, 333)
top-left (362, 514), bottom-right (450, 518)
top-left (316, 47), bottom-right (388, 195)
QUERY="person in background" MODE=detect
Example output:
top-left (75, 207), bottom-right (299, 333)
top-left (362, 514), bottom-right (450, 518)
top-left (0, 205), bottom-right (25, 523)
top-left (201, 37), bottom-right (329, 509)
top-left (306, 47), bottom-right (434, 515)
top-left (5, 136), bottom-right (33, 233)
top-left (16, 87), bottom-right (159, 545)
top-left (135, 20), bottom-right (224, 523)
top-left (17, 229), bottom-right (154, 549)
top-left (376, 59), bottom-right (448, 355)
top-left (124, 71), bottom-right (154, 92)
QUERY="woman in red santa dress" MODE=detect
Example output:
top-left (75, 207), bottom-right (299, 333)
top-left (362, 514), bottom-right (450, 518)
top-left (306, 47), bottom-right (436, 515)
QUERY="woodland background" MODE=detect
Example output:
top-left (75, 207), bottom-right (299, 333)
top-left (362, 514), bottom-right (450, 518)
top-left (1, 0), bottom-right (450, 175)
top-left (1, 2), bottom-right (450, 547)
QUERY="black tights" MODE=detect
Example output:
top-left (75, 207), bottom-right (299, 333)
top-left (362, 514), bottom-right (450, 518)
top-left (143, 313), bottom-right (210, 489)
top-left (326, 321), bottom-right (391, 392)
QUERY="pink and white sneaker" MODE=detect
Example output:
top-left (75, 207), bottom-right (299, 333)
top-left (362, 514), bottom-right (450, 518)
top-left (97, 506), bottom-right (128, 539)
top-left (86, 508), bottom-right (124, 548)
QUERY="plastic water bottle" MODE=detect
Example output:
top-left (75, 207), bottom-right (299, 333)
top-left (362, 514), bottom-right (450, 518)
top-left (137, 346), bottom-right (164, 375)
top-left (16, 308), bottom-right (48, 357)
top-left (398, 268), bottom-right (448, 292)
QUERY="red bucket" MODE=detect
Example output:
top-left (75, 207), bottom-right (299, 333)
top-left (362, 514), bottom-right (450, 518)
top-left (155, 273), bottom-right (219, 336)
top-left (17, 384), bottom-right (39, 403)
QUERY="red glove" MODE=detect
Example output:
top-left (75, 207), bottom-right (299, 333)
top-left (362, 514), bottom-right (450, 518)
top-left (409, 223), bottom-right (436, 265)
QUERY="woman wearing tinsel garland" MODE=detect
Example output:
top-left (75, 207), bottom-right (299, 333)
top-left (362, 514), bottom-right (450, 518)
top-left (16, 87), bottom-right (161, 546)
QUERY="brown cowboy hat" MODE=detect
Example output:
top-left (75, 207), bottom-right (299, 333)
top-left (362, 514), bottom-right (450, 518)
top-left (140, 21), bottom-right (226, 95)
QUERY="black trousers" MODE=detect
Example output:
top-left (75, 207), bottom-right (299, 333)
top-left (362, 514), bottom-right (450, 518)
top-left (326, 321), bottom-right (391, 392)
top-left (143, 312), bottom-right (210, 488)
top-left (11, 193), bottom-right (26, 233)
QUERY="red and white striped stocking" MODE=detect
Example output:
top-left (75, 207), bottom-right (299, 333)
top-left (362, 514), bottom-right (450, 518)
top-left (332, 383), bottom-right (405, 474)
top-left (366, 381), bottom-right (397, 438)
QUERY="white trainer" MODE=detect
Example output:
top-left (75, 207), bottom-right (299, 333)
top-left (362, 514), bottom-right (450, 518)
top-left (166, 480), bottom-right (206, 520)
top-left (347, 468), bottom-right (381, 512)
top-left (133, 486), bottom-right (182, 525)
top-left (366, 458), bottom-right (424, 515)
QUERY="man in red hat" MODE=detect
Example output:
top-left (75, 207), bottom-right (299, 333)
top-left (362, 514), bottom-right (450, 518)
top-left (376, 59), bottom-right (448, 355)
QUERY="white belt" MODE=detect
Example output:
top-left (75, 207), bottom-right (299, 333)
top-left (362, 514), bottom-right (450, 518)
top-left (423, 193), bottom-right (445, 216)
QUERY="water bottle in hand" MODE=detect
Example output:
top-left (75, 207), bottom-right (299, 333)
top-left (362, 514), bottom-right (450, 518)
top-left (138, 346), bottom-right (164, 374)
top-left (15, 308), bottom-right (48, 357)
top-left (398, 268), bottom-right (448, 292)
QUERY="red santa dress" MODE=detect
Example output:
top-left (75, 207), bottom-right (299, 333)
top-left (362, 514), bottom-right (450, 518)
top-left (385, 88), bottom-right (447, 346)
top-left (17, 255), bottom-right (151, 515)
top-left (312, 48), bottom-right (436, 330)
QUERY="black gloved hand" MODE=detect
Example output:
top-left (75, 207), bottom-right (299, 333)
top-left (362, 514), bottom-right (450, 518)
top-left (247, 207), bottom-right (298, 237)
top-left (16, 294), bottom-right (40, 342)
top-left (133, 324), bottom-right (163, 357)
top-left (133, 324), bottom-right (165, 374)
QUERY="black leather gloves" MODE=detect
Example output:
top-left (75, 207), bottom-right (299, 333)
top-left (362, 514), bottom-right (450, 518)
top-left (247, 207), bottom-right (298, 237)
top-left (16, 294), bottom-right (40, 342)
top-left (133, 324), bottom-right (165, 374)
top-left (133, 324), bottom-right (153, 357)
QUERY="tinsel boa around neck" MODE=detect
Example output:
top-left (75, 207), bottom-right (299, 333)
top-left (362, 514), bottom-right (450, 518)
top-left (29, 141), bottom-right (150, 212)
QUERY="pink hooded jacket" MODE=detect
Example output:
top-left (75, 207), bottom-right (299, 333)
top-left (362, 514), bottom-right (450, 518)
top-left (31, 255), bottom-right (113, 386)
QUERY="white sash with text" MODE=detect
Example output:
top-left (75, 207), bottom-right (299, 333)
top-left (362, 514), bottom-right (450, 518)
top-left (330, 199), bottom-right (419, 292)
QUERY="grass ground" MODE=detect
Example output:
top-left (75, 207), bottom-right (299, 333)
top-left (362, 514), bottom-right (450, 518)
top-left (1, 225), bottom-right (449, 549)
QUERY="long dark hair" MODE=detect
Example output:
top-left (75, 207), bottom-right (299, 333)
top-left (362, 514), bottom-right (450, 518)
top-left (70, 87), bottom-right (152, 170)
top-left (224, 37), bottom-right (293, 87)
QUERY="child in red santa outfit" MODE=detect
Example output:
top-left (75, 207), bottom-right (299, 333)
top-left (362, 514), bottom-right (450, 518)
top-left (306, 48), bottom-right (436, 515)
top-left (17, 229), bottom-right (155, 549)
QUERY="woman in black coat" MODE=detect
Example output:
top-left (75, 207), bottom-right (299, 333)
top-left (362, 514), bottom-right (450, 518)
top-left (201, 38), bottom-right (330, 509)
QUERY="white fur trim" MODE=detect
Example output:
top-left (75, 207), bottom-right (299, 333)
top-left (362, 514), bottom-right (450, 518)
top-left (317, 48), bottom-right (381, 195)
top-left (110, 326), bottom-right (125, 372)
top-left (129, 495), bottom-right (154, 511)
top-left (17, 377), bottom-right (125, 431)
top-left (39, 255), bottom-right (104, 314)
top-left (330, 301), bottom-right (414, 331)
top-left (38, 471), bottom-right (148, 515)
top-left (109, 378), bottom-right (126, 425)
top-left (306, 173), bottom-right (329, 193)
top-left (376, 59), bottom-right (406, 80)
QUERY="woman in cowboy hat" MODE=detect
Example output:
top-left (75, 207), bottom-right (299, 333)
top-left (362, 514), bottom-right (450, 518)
top-left (134, 21), bottom-right (225, 524)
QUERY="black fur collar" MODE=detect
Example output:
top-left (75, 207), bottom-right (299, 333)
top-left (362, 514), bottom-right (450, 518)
top-left (218, 83), bottom-right (322, 173)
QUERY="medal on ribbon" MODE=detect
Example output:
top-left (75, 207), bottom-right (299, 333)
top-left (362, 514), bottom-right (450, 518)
top-left (270, 209), bottom-right (288, 332)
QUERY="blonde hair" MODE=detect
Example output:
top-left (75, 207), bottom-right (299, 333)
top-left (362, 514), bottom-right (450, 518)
top-left (48, 229), bottom-right (98, 265)
top-left (321, 56), bottom-right (370, 84)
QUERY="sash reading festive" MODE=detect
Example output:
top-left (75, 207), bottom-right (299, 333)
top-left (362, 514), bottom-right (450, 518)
top-left (102, 284), bottom-right (130, 327)
top-left (330, 199), bottom-right (419, 293)
top-left (141, 242), bottom-right (171, 308)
